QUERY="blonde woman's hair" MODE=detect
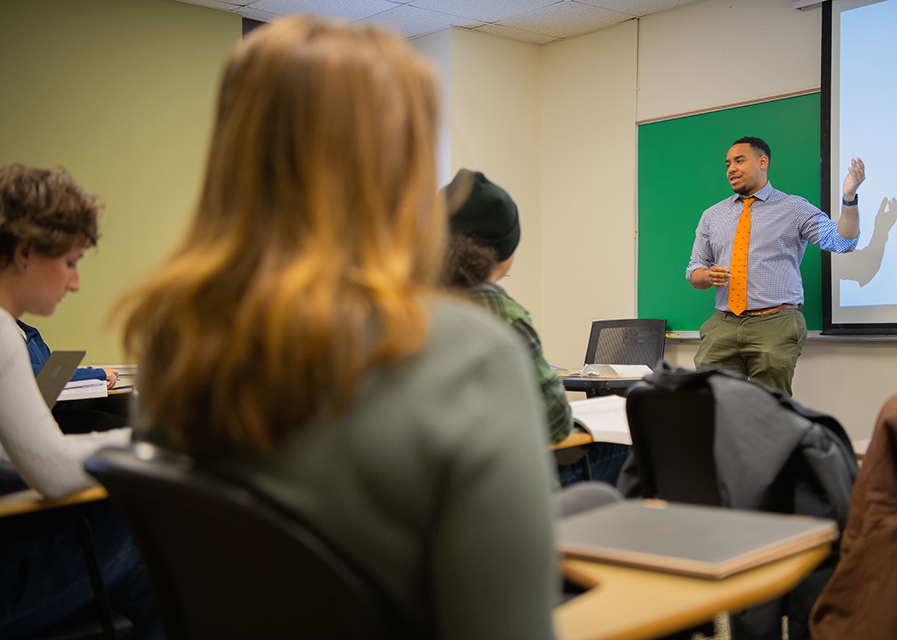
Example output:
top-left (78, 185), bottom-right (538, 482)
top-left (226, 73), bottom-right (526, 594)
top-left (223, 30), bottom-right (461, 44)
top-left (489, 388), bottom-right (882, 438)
top-left (120, 16), bottom-right (443, 453)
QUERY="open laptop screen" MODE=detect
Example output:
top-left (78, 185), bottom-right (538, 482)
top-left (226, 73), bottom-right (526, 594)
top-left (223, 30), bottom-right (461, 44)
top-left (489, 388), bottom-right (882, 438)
top-left (34, 350), bottom-right (86, 408)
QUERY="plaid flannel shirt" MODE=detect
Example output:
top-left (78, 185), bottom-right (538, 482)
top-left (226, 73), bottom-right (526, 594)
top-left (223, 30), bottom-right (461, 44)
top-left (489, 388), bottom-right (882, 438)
top-left (469, 282), bottom-right (573, 444)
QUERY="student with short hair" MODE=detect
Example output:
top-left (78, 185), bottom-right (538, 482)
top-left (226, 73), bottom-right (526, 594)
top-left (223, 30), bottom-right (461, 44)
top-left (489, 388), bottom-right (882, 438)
top-left (0, 164), bottom-right (120, 389)
top-left (687, 137), bottom-right (865, 395)
top-left (0, 164), bottom-right (158, 639)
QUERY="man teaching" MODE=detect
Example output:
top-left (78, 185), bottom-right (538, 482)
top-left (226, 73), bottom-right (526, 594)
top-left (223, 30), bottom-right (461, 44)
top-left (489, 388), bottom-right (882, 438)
top-left (686, 136), bottom-right (865, 395)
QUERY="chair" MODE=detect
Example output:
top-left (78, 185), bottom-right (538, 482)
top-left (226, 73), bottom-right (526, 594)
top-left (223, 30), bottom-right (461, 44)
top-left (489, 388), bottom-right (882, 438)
top-left (0, 484), bottom-right (132, 640)
top-left (583, 319), bottom-right (666, 398)
top-left (556, 319), bottom-right (666, 486)
top-left (556, 481), bottom-right (623, 518)
top-left (624, 384), bottom-right (723, 507)
top-left (623, 378), bottom-right (751, 640)
top-left (84, 443), bottom-right (404, 640)
top-left (583, 318), bottom-right (666, 368)
top-left (623, 373), bottom-right (814, 513)
top-left (556, 480), bottom-right (623, 602)
top-left (622, 367), bottom-right (858, 640)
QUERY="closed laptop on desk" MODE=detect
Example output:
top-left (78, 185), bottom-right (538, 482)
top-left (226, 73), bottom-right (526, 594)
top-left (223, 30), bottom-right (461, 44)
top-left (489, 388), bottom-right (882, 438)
top-left (557, 500), bottom-right (837, 579)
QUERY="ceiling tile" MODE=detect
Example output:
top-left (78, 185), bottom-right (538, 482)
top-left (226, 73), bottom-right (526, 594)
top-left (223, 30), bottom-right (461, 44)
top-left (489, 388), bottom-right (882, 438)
top-left (357, 5), bottom-right (485, 38)
top-left (577, 0), bottom-right (700, 16)
top-left (409, 0), bottom-right (560, 24)
top-left (178, 0), bottom-right (708, 43)
top-left (245, 0), bottom-right (397, 21)
top-left (475, 23), bottom-right (558, 44)
top-left (239, 5), bottom-right (283, 21)
top-left (499, 0), bottom-right (630, 39)
top-left (173, 0), bottom-right (243, 10)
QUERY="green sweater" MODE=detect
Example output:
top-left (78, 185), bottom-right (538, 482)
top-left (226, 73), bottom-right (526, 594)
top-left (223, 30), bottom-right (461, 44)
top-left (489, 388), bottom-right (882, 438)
top-left (146, 299), bottom-right (559, 640)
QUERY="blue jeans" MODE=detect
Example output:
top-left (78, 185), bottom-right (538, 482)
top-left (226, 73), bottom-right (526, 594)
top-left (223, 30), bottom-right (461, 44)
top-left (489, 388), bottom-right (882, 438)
top-left (0, 495), bottom-right (162, 640)
top-left (558, 443), bottom-right (631, 488)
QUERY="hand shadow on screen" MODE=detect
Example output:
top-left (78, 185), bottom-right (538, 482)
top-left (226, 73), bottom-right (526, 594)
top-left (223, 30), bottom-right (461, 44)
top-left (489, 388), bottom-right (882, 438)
top-left (838, 196), bottom-right (897, 287)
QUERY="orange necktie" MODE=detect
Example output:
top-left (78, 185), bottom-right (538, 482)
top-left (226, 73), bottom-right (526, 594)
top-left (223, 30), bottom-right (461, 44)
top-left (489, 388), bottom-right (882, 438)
top-left (728, 197), bottom-right (756, 316)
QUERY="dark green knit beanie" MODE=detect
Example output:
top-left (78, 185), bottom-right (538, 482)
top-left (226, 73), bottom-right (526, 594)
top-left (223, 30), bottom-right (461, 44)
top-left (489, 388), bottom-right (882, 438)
top-left (444, 169), bottom-right (520, 262)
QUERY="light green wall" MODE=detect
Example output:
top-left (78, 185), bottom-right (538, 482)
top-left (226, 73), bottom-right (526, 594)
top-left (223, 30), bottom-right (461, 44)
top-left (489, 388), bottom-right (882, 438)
top-left (0, 0), bottom-right (240, 364)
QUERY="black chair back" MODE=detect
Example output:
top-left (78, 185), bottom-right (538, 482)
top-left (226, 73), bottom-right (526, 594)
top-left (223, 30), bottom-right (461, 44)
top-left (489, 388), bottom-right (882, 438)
top-left (623, 369), bottom-right (849, 640)
top-left (584, 319), bottom-right (666, 368)
top-left (626, 384), bottom-right (723, 506)
top-left (556, 481), bottom-right (623, 518)
top-left (85, 444), bottom-right (402, 640)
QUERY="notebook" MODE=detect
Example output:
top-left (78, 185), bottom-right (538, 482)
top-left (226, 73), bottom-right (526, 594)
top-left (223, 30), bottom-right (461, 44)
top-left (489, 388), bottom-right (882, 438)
top-left (569, 395), bottom-right (631, 444)
top-left (35, 350), bottom-right (86, 408)
top-left (557, 500), bottom-right (838, 579)
top-left (57, 378), bottom-right (108, 402)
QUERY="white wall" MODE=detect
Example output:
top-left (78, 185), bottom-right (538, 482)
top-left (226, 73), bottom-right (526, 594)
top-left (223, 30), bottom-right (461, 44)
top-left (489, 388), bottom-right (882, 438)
top-left (416, 28), bottom-right (544, 324)
top-left (637, 0), bottom-right (822, 121)
top-left (449, 29), bottom-right (543, 322)
top-left (540, 22), bottom-right (639, 369)
top-left (409, 29), bottom-right (452, 186)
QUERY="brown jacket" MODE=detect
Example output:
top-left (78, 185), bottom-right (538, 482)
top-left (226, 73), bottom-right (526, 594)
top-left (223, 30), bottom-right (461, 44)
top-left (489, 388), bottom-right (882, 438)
top-left (811, 392), bottom-right (897, 639)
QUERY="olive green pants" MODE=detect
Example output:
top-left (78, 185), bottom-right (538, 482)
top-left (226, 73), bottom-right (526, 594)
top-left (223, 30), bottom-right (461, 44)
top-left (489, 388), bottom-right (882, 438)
top-left (694, 309), bottom-right (807, 397)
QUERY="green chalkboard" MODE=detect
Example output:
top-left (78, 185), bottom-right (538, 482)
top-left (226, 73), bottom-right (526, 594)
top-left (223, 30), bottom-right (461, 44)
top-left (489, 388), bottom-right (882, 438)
top-left (637, 93), bottom-right (822, 331)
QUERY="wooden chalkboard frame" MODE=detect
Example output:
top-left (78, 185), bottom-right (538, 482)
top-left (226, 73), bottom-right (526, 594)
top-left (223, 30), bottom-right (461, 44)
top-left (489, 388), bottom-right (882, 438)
top-left (637, 93), bottom-right (823, 332)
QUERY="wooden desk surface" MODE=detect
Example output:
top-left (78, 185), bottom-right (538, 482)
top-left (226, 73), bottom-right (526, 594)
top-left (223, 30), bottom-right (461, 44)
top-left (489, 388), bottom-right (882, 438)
top-left (554, 543), bottom-right (829, 640)
top-left (0, 486), bottom-right (108, 518)
top-left (551, 430), bottom-right (595, 451)
top-left (107, 386), bottom-right (133, 396)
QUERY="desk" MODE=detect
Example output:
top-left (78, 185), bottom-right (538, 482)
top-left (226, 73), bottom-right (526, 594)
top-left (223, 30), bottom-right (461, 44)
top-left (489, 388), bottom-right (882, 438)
top-left (0, 486), bottom-right (108, 518)
top-left (554, 543), bottom-right (829, 640)
top-left (0, 485), bottom-right (123, 638)
top-left (562, 377), bottom-right (640, 397)
top-left (552, 430), bottom-right (595, 451)
top-left (552, 430), bottom-right (596, 480)
top-left (107, 387), bottom-right (133, 396)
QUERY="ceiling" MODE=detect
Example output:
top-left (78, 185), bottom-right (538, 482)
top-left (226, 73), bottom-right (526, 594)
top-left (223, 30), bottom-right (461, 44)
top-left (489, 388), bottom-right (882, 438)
top-left (175, 0), bottom-right (706, 45)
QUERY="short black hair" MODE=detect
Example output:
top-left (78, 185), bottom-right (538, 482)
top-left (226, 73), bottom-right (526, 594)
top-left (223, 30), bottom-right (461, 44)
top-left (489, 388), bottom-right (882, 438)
top-left (733, 137), bottom-right (771, 162)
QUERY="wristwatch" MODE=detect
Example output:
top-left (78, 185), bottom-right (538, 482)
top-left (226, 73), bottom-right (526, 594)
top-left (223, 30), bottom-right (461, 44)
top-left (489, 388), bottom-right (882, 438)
top-left (843, 194), bottom-right (859, 206)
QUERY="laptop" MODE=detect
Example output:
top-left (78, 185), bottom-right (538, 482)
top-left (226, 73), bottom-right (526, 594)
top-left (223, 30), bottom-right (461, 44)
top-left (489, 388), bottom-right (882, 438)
top-left (35, 350), bottom-right (86, 408)
top-left (557, 500), bottom-right (838, 579)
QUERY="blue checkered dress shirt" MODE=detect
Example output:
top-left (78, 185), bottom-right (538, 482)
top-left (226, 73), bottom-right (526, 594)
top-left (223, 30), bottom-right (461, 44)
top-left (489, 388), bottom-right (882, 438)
top-left (686, 181), bottom-right (859, 312)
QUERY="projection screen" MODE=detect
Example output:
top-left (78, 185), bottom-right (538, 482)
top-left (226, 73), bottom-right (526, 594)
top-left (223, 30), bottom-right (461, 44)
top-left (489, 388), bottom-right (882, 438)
top-left (824, 0), bottom-right (897, 334)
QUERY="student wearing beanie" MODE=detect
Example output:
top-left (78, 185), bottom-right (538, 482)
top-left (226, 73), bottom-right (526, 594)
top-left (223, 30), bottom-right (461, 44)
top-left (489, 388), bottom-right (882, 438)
top-left (441, 169), bottom-right (573, 445)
